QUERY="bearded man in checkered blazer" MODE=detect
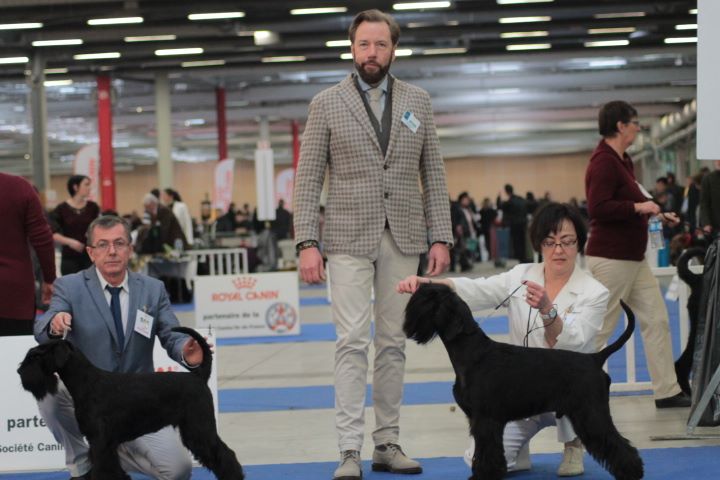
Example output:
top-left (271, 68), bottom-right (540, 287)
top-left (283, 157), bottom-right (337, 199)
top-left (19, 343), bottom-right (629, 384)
top-left (293, 9), bottom-right (453, 480)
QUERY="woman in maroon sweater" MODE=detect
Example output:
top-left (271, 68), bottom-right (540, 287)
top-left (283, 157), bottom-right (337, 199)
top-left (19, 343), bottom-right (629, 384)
top-left (49, 175), bottom-right (100, 275)
top-left (585, 100), bottom-right (688, 409)
top-left (0, 173), bottom-right (56, 335)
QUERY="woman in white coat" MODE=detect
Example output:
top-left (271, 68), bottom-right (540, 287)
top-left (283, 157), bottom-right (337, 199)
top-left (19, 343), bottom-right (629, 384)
top-left (397, 202), bottom-right (609, 477)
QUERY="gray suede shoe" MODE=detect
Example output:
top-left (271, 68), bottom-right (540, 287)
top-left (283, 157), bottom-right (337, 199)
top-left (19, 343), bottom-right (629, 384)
top-left (372, 443), bottom-right (422, 474)
top-left (333, 450), bottom-right (362, 480)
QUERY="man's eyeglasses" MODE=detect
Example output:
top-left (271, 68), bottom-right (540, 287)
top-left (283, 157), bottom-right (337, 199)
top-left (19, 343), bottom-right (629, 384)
top-left (540, 238), bottom-right (578, 250)
top-left (90, 240), bottom-right (130, 252)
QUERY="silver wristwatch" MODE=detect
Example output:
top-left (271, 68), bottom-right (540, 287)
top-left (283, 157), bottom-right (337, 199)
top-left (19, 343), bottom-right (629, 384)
top-left (540, 307), bottom-right (558, 322)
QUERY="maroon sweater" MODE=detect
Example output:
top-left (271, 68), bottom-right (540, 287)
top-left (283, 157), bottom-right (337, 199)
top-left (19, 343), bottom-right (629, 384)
top-left (0, 173), bottom-right (56, 320)
top-left (585, 140), bottom-right (649, 261)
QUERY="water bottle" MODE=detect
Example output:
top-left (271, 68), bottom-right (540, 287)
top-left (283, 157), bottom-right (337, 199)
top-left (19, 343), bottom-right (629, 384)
top-left (648, 217), bottom-right (664, 249)
top-left (173, 238), bottom-right (184, 254)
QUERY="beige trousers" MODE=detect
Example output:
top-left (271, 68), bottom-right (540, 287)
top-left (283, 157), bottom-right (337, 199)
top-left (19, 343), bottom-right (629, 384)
top-left (586, 255), bottom-right (681, 400)
top-left (327, 229), bottom-right (420, 452)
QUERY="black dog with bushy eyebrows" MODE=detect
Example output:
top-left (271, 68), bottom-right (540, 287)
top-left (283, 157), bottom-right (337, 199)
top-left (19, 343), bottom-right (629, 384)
top-left (404, 283), bottom-right (643, 480)
top-left (17, 326), bottom-right (244, 480)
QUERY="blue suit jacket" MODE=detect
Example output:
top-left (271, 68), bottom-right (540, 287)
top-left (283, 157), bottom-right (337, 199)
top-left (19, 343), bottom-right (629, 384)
top-left (35, 266), bottom-right (186, 373)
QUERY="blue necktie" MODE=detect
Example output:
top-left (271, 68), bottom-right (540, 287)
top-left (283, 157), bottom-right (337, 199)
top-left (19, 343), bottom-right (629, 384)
top-left (106, 286), bottom-right (125, 347)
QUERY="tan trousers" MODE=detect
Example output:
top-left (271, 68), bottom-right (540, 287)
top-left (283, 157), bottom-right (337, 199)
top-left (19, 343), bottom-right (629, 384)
top-left (586, 255), bottom-right (681, 400)
top-left (327, 229), bottom-right (419, 451)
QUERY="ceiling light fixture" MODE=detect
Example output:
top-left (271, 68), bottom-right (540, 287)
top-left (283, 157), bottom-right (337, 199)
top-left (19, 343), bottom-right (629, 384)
top-left (44, 67), bottom-right (69, 74)
top-left (506, 43), bottom-right (551, 51)
top-left (393, 2), bottom-right (451, 11)
top-left (261, 56), bottom-right (306, 63)
top-left (664, 37), bottom-right (697, 44)
top-left (423, 47), bottom-right (467, 55)
top-left (73, 52), bottom-right (121, 60)
top-left (188, 12), bottom-right (245, 20)
top-left (44, 79), bottom-right (73, 87)
top-left (588, 27), bottom-right (636, 34)
top-left (0, 22), bottom-right (43, 30)
top-left (588, 58), bottom-right (627, 68)
top-left (501, 31), bottom-right (548, 38)
top-left (594, 12), bottom-right (645, 19)
top-left (340, 53), bottom-right (353, 60)
top-left (675, 24), bottom-right (697, 30)
top-left (155, 47), bottom-right (204, 56)
top-left (125, 35), bottom-right (177, 42)
top-left (32, 39), bottom-right (83, 47)
top-left (497, 0), bottom-right (553, 4)
top-left (0, 56), bottom-right (29, 64)
top-left (181, 59), bottom-right (226, 67)
top-left (395, 49), bottom-right (413, 56)
top-left (326, 39), bottom-right (351, 47)
top-left (499, 16), bottom-right (551, 24)
top-left (254, 30), bottom-right (279, 45)
top-left (689, 9), bottom-right (697, 15)
top-left (290, 7), bottom-right (348, 15)
top-left (87, 17), bottom-right (143, 26)
top-left (584, 39), bottom-right (629, 47)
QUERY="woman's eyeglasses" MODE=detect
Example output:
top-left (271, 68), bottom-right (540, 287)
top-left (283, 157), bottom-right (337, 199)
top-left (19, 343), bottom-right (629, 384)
top-left (540, 238), bottom-right (578, 250)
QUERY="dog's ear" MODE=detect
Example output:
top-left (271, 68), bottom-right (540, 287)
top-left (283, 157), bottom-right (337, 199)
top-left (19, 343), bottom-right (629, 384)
top-left (435, 290), bottom-right (481, 342)
top-left (18, 346), bottom-right (59, 400)
top-left (52, 341), bottom-right (72, 369)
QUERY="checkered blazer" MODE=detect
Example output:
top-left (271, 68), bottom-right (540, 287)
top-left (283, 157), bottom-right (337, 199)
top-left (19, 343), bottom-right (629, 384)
top-left (294, 74), bottom-right (452, 256)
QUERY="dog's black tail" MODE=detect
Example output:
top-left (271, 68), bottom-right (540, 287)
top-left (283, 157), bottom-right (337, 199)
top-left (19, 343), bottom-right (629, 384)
top-left (172, 327), bottom-right (212, 382)
top-left (677, 247), bottom-right (705, 290)
top-left (594, 300), bottom-right (635, 365)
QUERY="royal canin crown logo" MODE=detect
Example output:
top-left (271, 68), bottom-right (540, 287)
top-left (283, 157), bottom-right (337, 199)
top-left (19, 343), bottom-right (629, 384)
top-left (232, 277), bottom-right (257, 290)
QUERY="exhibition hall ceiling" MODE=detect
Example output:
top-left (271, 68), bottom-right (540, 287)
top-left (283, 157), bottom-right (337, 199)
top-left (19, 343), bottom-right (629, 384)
top-left (0, 0), bottom-right (698, 175)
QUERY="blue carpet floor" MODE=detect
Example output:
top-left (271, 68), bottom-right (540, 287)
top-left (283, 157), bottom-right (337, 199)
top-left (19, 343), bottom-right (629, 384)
top-left (3, 447), bottom-right (719, 479)
top-left (218, 381), bottom-right (652, 413)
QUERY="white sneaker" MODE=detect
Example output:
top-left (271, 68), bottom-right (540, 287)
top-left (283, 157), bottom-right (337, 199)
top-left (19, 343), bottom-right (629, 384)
top-left (333, 450), bottom-right (361, 480)
top-left (557, 445), bottom-right (584, 477)
top-left (372, 443), bottom-right (422, 474)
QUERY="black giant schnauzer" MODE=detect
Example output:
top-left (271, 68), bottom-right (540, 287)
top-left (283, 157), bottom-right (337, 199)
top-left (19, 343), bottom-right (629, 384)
top-left (404, 284), bottom-right (643, 480)
top-left (675, 247), bottom-right (706, 396)
top-left (18, 327), bottom-right (244, 480)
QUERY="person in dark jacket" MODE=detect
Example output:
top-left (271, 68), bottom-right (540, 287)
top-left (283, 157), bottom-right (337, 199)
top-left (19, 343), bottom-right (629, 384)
top-left (497, 184), bottom-right (529, 263)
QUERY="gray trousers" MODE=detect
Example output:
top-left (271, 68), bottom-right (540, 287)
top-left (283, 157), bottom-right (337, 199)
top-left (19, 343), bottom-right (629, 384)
top-left (327, 229), bottom-right (419, 452)
top-left (37, 379), bottom-right (192, 479)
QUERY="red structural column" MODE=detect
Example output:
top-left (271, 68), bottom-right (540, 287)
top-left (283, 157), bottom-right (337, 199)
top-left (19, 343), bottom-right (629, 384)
top-left (215, 86), bottom-right (228, 160)
top-left (97, 75), bottom-right (116, 211)
top-left (292, 120), bottom-right (300, 172)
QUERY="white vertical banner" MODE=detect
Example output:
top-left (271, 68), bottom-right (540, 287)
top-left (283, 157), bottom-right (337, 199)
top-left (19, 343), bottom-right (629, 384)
top-left (73, 144), bottom-right (100, 201)
top-left (275, 167), bottom-right (295, 212)
top-left (698, 0), bottom-right (720, 159)
top-left (213, 158), bottom-right (235, 212)
top-left (255, 148), bottom-right (276, 221)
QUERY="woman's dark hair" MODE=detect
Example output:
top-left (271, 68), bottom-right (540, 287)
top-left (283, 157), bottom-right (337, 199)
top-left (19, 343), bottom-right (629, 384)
top-left (163, 188), bottom-right (182, 202)
top-left (598, 100), bottom-right (638, 137)
top-left (529, 202), bottom-right (587, 253)
top-left (349, 9), bottom-right (400, 45)
top-left (66, 175), bottom-right (89, 197)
